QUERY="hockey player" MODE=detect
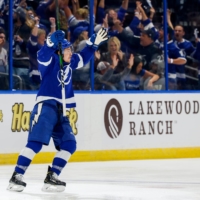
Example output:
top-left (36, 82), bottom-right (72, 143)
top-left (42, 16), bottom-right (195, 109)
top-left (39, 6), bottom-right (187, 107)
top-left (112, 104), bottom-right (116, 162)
top-left (7, 27), bottom-right (108, 193)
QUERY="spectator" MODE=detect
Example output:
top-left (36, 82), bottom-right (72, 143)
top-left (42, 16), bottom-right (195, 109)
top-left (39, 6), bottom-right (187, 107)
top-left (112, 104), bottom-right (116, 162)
top-left (167, 28), bottom-right (187, 90)
top-left (124, 54), bottom-right (162, 90)
top-left (95, 36), bottom-right (128, 90)
top-left (117, 1), bottom-right (158, 42)
top-left (114, 20), bottom-right (162, 71)
top-left (94, 54), bottom-right (133, 90)
top-left (94, 0), bottom-right (130, 39)
top-left (150, 27), bottom-right (186, 90)
top-left (155, 9), bottom-right (174, 49)
top-left (27, 16), bottom-right (56, 90)
top-left (72, 25), bottom-right (90, 90)
top-left (13, 6), bottom-right (32, 89)
top-left (73, 26), bottom-right (88, 52)
top-left (173, 25), bottom-right (196, 89)
top-left (26, 6), bottom-right (48, 34)
top-left (0, 30), bottom-right (7, 73)
top-left (36, 0), bottom-right (68, 34)
top-left (107, 0), bottom-right (129, 23)
top-left (64, 0), bottom-right (97, 43)
top-left (0, 0), bottom-right (7, 29)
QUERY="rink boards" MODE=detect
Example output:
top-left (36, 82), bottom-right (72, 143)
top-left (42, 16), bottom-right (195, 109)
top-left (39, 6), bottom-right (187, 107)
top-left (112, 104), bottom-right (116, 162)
top-left (0, 92), bottom-right (200, 164)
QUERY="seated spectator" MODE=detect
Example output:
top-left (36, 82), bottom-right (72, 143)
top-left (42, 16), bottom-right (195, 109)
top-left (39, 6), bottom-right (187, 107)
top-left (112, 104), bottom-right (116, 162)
top-left (124, 55), bottom-right (163, 90)
top-left (94, 54), bottom-right (133, 90)
top-left (95, 36), bottom-right (128, 90)
top-left (95, 36), bottom-right (127, 74)
top-left (0, 30), bottom-right (7, 73)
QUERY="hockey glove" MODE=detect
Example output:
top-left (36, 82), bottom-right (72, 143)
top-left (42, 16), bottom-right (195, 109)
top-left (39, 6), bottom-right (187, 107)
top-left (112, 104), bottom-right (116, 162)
top-left (46, 30), bottom-right (65, 49)
top-left (86, 27), bottom-right (109, 50)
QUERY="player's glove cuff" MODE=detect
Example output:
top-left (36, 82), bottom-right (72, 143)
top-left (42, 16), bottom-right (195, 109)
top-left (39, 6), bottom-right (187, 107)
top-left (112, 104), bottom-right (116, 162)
top-left (46, 34), bottom-right (55, 48)
top-left (86, 34), bottom-right (98, 50)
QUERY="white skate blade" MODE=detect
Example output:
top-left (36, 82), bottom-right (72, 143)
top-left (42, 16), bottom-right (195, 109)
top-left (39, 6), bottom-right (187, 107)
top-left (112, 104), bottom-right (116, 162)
top-left (42, 183), bottom-right (65, 193)
top-left (7, 182), bottom-right (25, 192)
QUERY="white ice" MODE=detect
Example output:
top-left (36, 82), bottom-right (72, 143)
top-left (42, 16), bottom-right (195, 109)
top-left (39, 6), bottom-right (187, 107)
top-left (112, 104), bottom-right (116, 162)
top-left (0, 158), bottom-right (200, 200)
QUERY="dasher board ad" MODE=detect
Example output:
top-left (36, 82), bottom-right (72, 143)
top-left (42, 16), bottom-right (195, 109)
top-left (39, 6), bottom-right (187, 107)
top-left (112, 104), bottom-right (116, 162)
top-left (0, 93), bottom-right (200, 153)
top-left (102, 93), bottom-right (200, 149)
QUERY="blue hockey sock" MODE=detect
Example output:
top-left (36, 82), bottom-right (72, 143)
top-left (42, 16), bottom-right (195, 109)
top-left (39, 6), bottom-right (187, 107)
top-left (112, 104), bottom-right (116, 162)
top-left (51, 140), bottom-right (76, 175)
top-left (51, 150), bottom-right (71, 175)
top-left (15, 141), bottom-right (42, 175)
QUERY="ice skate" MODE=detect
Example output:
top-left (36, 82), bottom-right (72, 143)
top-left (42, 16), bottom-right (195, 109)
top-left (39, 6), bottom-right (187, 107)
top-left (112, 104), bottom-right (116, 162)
top-left (42, 166), bottom-right (66, 192)
top-left (7, 171), bottom-right (26, 192)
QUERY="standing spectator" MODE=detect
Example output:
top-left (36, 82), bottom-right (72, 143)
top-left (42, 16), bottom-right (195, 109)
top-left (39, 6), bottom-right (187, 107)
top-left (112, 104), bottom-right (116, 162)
top-left (36, 0), bottom-right (68, 34)
top-left (26, 6), bottom-right (48, 34)
top-left (27, 17), bottom-right (56, 90)
top-left (167, 28), bottom-right (187, 90)
top-left (64, 0), bottom-right (97, 43)
top-left (155, 9), bottom-right (174, 50)
top-left (174, 25), bottom-right (196, 89)
top-left (114, 20), bottom-right (162, 71)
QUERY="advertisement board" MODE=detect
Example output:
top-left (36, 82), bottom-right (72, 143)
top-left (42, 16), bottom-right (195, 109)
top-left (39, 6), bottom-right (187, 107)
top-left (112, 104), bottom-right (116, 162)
top-left (0, 93), bottom-right (200, 164)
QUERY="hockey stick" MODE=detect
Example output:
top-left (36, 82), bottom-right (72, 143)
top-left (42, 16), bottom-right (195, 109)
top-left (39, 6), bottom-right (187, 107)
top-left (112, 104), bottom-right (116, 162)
top-left (55, 0), bottom-right (66, 117)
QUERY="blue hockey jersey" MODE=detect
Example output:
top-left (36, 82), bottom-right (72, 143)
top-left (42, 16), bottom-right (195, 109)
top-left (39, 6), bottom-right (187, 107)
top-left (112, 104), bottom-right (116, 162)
top-left (174, 39), bottom-right (195, 83)
top-left (167, 40), bottom-right (186, 82)
top-left (36, 41), bottom-right (95, 108)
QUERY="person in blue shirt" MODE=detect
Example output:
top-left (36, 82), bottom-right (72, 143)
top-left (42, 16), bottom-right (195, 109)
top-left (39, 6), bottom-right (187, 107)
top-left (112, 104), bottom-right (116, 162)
top-left (124, 55), bottom-right (161, 90)
top-left (166, 27), bottom-right (187, 89)
top-left (174, 25), bottom-right (195, 89)
top-left (7, 27), bottom-right (108, 193)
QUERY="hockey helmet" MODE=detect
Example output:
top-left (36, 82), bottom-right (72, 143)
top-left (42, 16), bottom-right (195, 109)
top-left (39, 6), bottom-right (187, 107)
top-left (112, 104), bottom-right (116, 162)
top-left (61, 39), bottom-right (73, 53)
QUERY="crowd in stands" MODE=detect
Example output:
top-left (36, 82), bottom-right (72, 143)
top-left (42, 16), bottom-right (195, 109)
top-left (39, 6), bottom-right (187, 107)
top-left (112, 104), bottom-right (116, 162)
top-left (0, 0), bottom-right (200, 91)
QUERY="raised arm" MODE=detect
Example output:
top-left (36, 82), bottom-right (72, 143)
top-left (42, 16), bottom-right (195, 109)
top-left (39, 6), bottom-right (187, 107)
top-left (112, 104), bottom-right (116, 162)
top-left (70, 28), bottom-right (109, 69)
top-left (109, 54), bottom-right (133, 83)
top-left (49, 17), bottom-right (56, 34)
top-left (167, 9), bottom-right (174, 30)
top-left (37, 30), bottom-right (65, 62)
top-left (31, 16), bottom-right (40, 37)
top-left (136, 1), bottom-right (148, 21)
top-left (113, 20), bottom-right (140, 49)
top-left (72, 0), bottom-right (80, 14)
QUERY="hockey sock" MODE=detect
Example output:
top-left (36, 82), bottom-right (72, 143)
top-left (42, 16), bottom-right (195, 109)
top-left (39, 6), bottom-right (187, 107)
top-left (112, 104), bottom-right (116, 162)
top-left (51, 140), bottom-right (76, 175)
top-left (15, 141), bottom-right (42, 175)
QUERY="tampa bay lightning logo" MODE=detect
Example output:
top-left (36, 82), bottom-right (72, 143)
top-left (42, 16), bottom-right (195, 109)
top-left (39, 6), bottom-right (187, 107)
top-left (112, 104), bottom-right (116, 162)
top-left (57, 65), bottom-right (72, 86)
